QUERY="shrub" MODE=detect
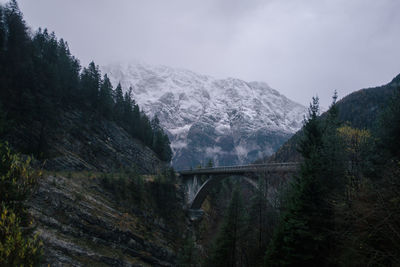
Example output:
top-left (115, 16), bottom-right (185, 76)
top-left (0, 142), bottom-right (40, 224)
top-left (0, 142), bottom-right (42, 265)
top-left (0, 206), bottom-right (42, 266)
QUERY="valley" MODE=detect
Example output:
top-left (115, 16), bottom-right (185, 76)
top-left (0, 1), bottom-right (399, 266)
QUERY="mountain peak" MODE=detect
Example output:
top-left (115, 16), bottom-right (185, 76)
top-left (102, 62), bottom-right (306, 169)
top-left (390, 73), bottom-right (400, 85)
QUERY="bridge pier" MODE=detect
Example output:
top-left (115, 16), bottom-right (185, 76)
top-left (187, 209), bottom-right (205, 221)
top-left (183, 174), bottom-right (200, 207)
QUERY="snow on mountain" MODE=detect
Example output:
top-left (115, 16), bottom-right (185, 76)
top-left (101, 62), bottom-right (306, 169)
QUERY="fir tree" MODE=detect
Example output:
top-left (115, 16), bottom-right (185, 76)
top-left (378, 86), bottom-right (400, 160)
top-left (265, 95), bottom-right (343, 266)
top-left (131, 103), bottom-right (141, 138)
top-left (80, 61), bottom-right (101, 110)
top-left (98, 74), bottom-right (114, 118)
top-left (122, 87), bottom-right (134, 124)
top-left (247, 177), bottom-right (272, 266)
top-left (140, 113), bottom-right (153, 147)
top-left (320, 91), bottom-right (346, 193)
top-left (0, 0), bottom-right (173, 162)
top-left (113, 82), bottom-right (124, 120)
top-left (206, 159), bottom-right (214, 168)
top-left (0, 101), bottom-right (6, 136)
top-left (206, 188), bottom-right (248, 267)
top-left (56, 38), bottom-right (80, 105)
top-left (0, 5), bottom-right (5, 54)
top-left (151, 116), bottom-right (164, 155)
top-left (177, 235), bottom-right (198, 266)
top-left (2, 0), bottom-right (33, 120)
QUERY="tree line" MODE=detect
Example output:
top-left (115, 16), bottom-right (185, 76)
top-left (0, 0), bottom-right (172, 162)
top-left (180, 87), bottom-right (400, 266)
top-left (263, 88), bottom-right (400, 266)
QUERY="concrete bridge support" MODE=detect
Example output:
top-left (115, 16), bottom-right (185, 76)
top-left (179, 163), bottom-right (300, 215)
top-left (184, 175), bottom-right (201, 206)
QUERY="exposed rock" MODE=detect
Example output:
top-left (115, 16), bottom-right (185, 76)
top-left (102, 62), bottom-right (306, 169)
top-left (9, 110), bottom-right (166, 174)
top-left (29, 174), bottom-right (183, 266)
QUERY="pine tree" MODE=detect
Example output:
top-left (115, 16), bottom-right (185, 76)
top-left (378, 86), bottom-right (400, 160)
top-left (247, 177), bottom-right (272, 266)
top-left (113, 82), bottom-right (124, 120)
top-left (0, 101), bottom-right (6, 136)
top-left (206, 188), bottom-right (248, 267)
top-left (206, 159), bottom-right (214, 168)
top-left (2, 0), bottom-right (33, 120)
top-left (98, 74), bottom-right (114, 118)
top-left (177, 235), bottom-right (198, 266)
top-left (140, 113), bottom-right (153, 147)
top-left (131, 104), bottom-right (140, 134)
top-left (4, 0), bottom-right (29, 64)
top-left (122, 87), bottom-right (134, 124)
top-left (0, 5), bottom-right (5, 54)
top-left (80, 61), bottom-right (101, 110)
top-left (151, 116), bottom-right (163, 155)
top-left (0, 0), bottom-right (173, 162)
top-left (151, 116), bottom-right (172, 161)
top-left (56, 38), bottom-right (80, 105)
top-left (320, 91), bottom-right (346, 193)
top-left (265, 95), bottom-right (342, 266)
top-left (161, 132), bottom-right (172, 162)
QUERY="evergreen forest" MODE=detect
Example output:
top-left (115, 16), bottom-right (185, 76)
top-left (0, 1), bottom-right (172, 162)
top-left (1, 1), bottom-right (399, 266)
top-left (187, 89), bottom-right (400, 266)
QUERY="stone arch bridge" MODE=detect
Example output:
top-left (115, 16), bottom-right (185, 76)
top-left (178, 162), bottom-right (300, 212)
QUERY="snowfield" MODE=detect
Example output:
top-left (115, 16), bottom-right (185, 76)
top-left (102, 62), bottom-right (306, 169)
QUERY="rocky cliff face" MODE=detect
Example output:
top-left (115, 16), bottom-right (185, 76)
top-left (8, 110), bottom-right (165, 174)
top-left (29, 173), bottom-right (187, 266)
top-left (102, 63), bottom-right (306, 169)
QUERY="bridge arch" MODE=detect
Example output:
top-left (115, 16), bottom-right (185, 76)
top-left (190, 175), bottom-right (258, 209)
top-left (179, 162), bottom-right (299, 211)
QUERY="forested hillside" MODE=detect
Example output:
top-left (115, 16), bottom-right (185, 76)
top-left (264, 87), bottom-right (400, 265)
top-left (268, 75), bottom-right (400, 163)
top-left (0, 2), bottom-right (184, 265)
top-left (191, 88), bottom-right (400, 266)
top-left (0, 1), bottom-right (172, 163)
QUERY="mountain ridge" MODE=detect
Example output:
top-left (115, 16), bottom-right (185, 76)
top-left (102, 62), bottom-right (307, 169)
top-left (266, 73), bottom-right (400, 163)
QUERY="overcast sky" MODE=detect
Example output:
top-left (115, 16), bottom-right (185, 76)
top-left (6, 0), bottom-right (400, 107)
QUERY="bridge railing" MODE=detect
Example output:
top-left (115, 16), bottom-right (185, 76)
top-left (179, 162), bottom-right (299, 176)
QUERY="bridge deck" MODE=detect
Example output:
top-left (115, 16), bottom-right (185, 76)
top-left (179, 162), bottom-right (299, 176)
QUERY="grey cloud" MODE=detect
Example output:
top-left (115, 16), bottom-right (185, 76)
top-left (11, 0), bottom-right (400, 107)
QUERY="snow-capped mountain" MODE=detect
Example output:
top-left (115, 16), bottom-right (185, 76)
top-left (101, 62), bottom-right (306, 169)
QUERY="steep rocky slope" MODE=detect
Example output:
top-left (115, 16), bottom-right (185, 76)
top-left (102, 63), bottom-right (306, 169)
top-left (6, 110), bottom-right (165, 174)
top-left (29, 173), bottom-right (189, 266)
